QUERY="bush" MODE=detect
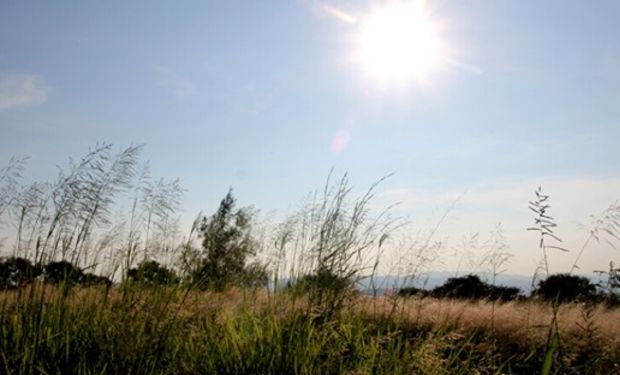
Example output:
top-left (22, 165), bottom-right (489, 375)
top-left (428, 274), bottom-right (522, 301)
top-left (487, 285), bottom-right (522, 302)
top-left (43, 261), bottom-right (84, 284)
top-left (80, 273), bottom-right (113, 287)
top-left (291, 267), bottom-right (353, 296)
top-left (0, 257), bottom-right (41, 289)
top-left (397, 286), bottom-right (428, 298)
top-left (127, 260), bottom-right (179, 286)
top-left (533, 273), bottom-right (597, 303)
top-left (42, 261), bottom-right (111, 286)
top-left (431, 275), bottom-right (490, 299)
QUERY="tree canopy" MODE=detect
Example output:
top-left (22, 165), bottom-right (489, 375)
top-left (192, 189), bottom-right (266, 291)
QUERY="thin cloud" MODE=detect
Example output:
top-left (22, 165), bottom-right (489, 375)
top-left (0, 73), bottom-right (49, 110)
top-left (155, 66), bottom-right (196, 99)
top-left (379, 176), bottom-right (620, 214)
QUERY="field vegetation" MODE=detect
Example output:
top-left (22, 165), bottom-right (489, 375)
top-left (1, 144), bottom-right (619, 374)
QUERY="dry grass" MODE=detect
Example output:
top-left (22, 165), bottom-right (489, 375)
top-left (358, 296), bottom-right (620, 342)
top-left (2, 285), bottom-right (620, 373)
top-left (5, 285), bottom-right (620, 344)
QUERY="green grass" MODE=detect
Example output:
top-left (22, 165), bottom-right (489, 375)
top-left (1, 284), bottom-right (618, 374)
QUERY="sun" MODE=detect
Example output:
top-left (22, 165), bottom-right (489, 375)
top-left (355, 1), bottom-right (442, 84)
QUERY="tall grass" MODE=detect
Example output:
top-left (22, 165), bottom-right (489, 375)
top-left (2, 285), bottom-right (619, 374)
top-left (1, 148), bottom-right (620, 374)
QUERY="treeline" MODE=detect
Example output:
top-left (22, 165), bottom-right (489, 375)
top-left (2, 144), bottom-right (620, 308)
top-left (0, 145), bottom-right (400, 319)
top-left (398, 272), bottom-right (620, 305)
top-left (0, 188), bottom-right (268, 291)
top-left (0, 144), bottom-right (269, 292)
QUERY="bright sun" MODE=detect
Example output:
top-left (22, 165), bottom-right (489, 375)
top-left (355, 2), bottom-right (442, 84)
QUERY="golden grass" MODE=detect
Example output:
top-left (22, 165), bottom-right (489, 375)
top-left (3, 285), bottom-right (620, 347)
top-left (361, 296), bottom-right (620, 335)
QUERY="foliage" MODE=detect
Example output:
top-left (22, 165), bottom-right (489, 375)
top-left (42, 261), bottom-right (85, 284)
top-left (527, 186), bottom-right (568, 280)
top-left (239, 261), bottom-right (269, 288)
top-left (127, 260), bottom-right (179, 286)
top-left (191, 189), bottom-right (265, 291)
top-left (0, 257), bottom-right (41, 289)
top-left (417, 274), bottom-right (522, 301)
top-left (273, 173), bottom-right (396, 317)
top-left (397, 286), bottom-right (428, 297)
top-left (290, 266), bottom-right (354, 297)
top-left (0, 257), bottom-right (112, 289)
top-left (39, 260), bottom-right (110, 286)
top-left (3, 150), bottom-right (620, 373)
top-left (486, 284), bottom-right (522, 301)
top-left (533, 273), bottom-right (597, 303)
top-left (1, 286), bottom-right (619, 374)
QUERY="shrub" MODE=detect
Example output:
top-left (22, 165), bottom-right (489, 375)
top-left (291, 267), bottom-right (353, 296)
top-left (80, 272), bottom-right (113, 287)
top-left (431, 274), bottom-right (490, 299)
top-left (397, 286), bottom-right (428, 298)
top-left (127, 260), bottom-right (179, 286)
top-left (428, 274), bottom-right (522, 301)
top-left (533, 273), bottom-right (597, 303)
top-left (0, 257), bottom-right (41, 289)
top-left (42, 261), bottom-right (111, 286)
top-left (43, 261), bottom-right (84, 284)
top-left (487, 285), bottom-right (522, 302)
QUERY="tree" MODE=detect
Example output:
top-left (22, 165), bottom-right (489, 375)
top-left (431, 274), bottom-right (489, 299)
top-left (42, 260), bottom-right (111, 286)
top-left (429, 274), bottom-right (522, 301)
top-left (127, 260), bottom-right (178, 286)
top-left (487, 285), bottom-right (521, 302)
top-left (43, 261), bottom-right (84, 284)
top-left (533, 273), bottom-right (597, 303)
top-left (192, 189), bottom-right (264, 291)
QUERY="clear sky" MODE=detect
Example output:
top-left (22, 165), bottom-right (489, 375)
top-left (1, 1), bottom-right (619, 275)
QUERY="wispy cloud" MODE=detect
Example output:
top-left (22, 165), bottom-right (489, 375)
top-left (0, 73), bottom-right (49, 110)
top-left (155, 66), bottom-right (196, 99)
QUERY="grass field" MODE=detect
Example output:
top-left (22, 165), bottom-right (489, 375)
top-left (2, 149), bottom-right (619, 374)
top-left (1, 284), bottom-right (619, 374)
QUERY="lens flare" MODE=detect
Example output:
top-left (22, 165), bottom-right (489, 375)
top-left (330, 130), bottom-right (350, 153)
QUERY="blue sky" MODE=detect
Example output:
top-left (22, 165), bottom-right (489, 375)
top-left (1, 1), bottom-right (619, 275)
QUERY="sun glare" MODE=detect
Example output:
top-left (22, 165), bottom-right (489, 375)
top-left (355, 2), bottom-right (442, 84)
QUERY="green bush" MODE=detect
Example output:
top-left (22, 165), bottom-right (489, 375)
top-left (418, 274), bottom-right (522, 301)
top-left (533, 273), bottom-right (597, 303)
top-left (431, 275), bottom-right (489, 299)
top-left (127, 260), bottom-right (179, 286)
top-left (291, 267), bottom-right (353, 295)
